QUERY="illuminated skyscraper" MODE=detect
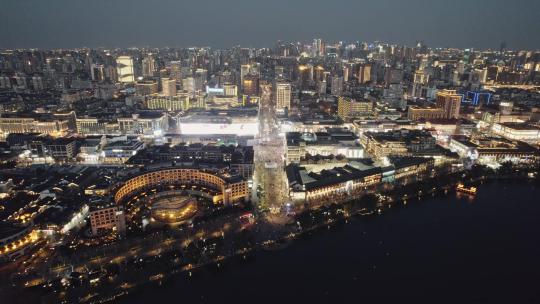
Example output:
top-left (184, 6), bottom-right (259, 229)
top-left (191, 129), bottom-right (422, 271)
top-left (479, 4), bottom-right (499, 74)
top-left (170, 61), bottom-right (182, 82)
top-left (116, 56), bottom-right (135, 83)
top-left (194, 69), bottom-right (207, 91)
top-left (161, 78), bottom-right (177, 97)
top-left (275, 82), bottom-right (291, 112)
top-left (240, 63), bottom-right (260, 90)
top-left (142, 55), bottom-right (156, 77)
top-left (359, 64), bottom-right (371, 84)
top-left (240, 64), bottom-right (251, 89)
top-left (312, 38), bottom-right (324, 57)
top-left (183, 77), bottom-right (196, 97)
top-left (331, 76), bottom-right (343, 95)
top-left (91, 64), bottom-right (105, 82)
top-left (243, 74), bottom-right (260, 96)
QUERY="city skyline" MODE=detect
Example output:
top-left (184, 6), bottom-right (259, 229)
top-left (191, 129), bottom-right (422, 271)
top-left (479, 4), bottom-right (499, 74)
top-left (1, 0), bottom-right (540, 50)
top-left (1, 2), bottom-right (540, 303)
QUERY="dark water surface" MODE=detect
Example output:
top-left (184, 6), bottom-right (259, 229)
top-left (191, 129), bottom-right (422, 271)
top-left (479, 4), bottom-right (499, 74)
top-left (120, 181), bottom-right (540, 304)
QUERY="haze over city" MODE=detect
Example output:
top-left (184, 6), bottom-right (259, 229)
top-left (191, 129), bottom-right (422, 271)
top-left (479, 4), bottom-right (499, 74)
top-left (1, 0), bottom-right (540, 49)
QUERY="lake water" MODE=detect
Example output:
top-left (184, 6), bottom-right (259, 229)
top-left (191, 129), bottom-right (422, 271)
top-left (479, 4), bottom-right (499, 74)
top-left (120, 180), bottom-right (540, 304)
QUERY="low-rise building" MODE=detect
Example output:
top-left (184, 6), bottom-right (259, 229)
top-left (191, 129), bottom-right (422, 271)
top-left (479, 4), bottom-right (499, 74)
top-left (145, 93), bottom-right (190, 111)
top-left (450, 135), bottom-right (539, 164)
top-left (0, 115), bottom-right (69, 137)
top-left (360, 129), bottom-right (437, 159)
top-left (286, 130), bottom-right (364, 164)
top-left (0, 222), bottom-right (39, 262)
top-left (102, 137), bottom-right (145, 164)
top-left (407, 105), bottom-right (445, 121)
top-left (89, 205), bottom-right (126, 236)
top-left (491, 122), bottom-right (540, 144)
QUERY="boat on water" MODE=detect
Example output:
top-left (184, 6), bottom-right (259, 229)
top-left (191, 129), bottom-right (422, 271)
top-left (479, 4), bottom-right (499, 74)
top-left (456, 183), bottom-right (477, 195)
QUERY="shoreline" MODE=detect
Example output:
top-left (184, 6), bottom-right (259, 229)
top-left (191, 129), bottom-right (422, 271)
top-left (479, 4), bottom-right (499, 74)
top-left (91, 168), bottom-right (539, 304)
top-left (16, 167), bottom-right (540, 304)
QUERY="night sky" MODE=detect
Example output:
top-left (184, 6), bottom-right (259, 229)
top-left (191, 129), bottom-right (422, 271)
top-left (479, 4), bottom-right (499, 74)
top-left (1, 0), bottom-right (539, 50)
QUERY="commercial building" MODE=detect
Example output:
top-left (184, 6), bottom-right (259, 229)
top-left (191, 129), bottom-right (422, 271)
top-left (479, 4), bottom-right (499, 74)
top-left (145, 94), bottom-right (190, 112)
top-left (286, 156), bottom-right (434, 203)
top-left (117, 112), bottom-right (169, 136)
top-left (361, 129), bottom-right (437, 159)
top-left (223, 83), bottom-right (238, 96)
top-left (287, 164), bottom-right (381, 203)
top-left (29, 137), bottom-right (78, 160)
top-left (286, 130), bottom-right (364, 164)
top-left (449, 135), bottom-right (539, 164)
top-left (0, 116), bottom-right (70, 137)
top-left (101, 137), bottom-right (145, 164)
top-left (176, 109), bottom-right (258, 136)
top-left (352, 119), bottom-right (420, 135)
top-left (114, 168), bottom-right (249, 205)
top-left (407, 105), bottom-right (445, 121)
top-left (135, 81), bottom-right (159, 96)
top-left (127, 143), bottom-right (254, 179)
top-left (76, 118), bottom-right (111, 135)
top-left (491, 122), bottom-right (540, 144)
top-left (337, 97), bottom-right (374, 121)
top-left (207, 95), bottom-right (240, 109)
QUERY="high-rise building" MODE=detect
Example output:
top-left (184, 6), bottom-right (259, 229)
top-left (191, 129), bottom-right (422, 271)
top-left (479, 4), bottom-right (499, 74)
top-left (0, 76), bottom-right (11, 89)
top-left (142, 55), bottom-right (156, 77)
top-left (359, 64), bottom-right (371, 84)
top-left (135, 81), bottom-right (159, 96)
top-left (170, 61), bottom-right (182, 82)
top-left (436, 89), bottom-right (462, 119)
top-left (32, 76), bottom-right (44, 91)
top-left (275, 65), bottom-right (285, 78)
top-left (183, 77), bottom-right (196, 97)
top-left (411, 70), bottom-right (429, 97)
top-left (318, 80), bottom-right (327, 94)
top-left (312, 38), bottom-right (324, 57)
top-left (240, 64), bottom-right (251, 85)
top-left (161, 78), bottom-right (177, 97)
top-left (413, 70), bottom-right (429, 85)
top-left (194, 69), bottom-right (207, 91)
top-left (384, 68), bottom-right (403, 85)
top-left (331, 76), bottom-right (343, 95)
top-left (342, 65), bottom-right (350, 82)
top-left (91, 64), bottom-right (105, 82)
top-left (275, 82), bottom-right (291, 112)
top-left (116, 56), bottom-right (135, 83)
top-left (243, 75), bottom-right (260, 96)
top-left (240, 64), bottom-right (260, 90)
